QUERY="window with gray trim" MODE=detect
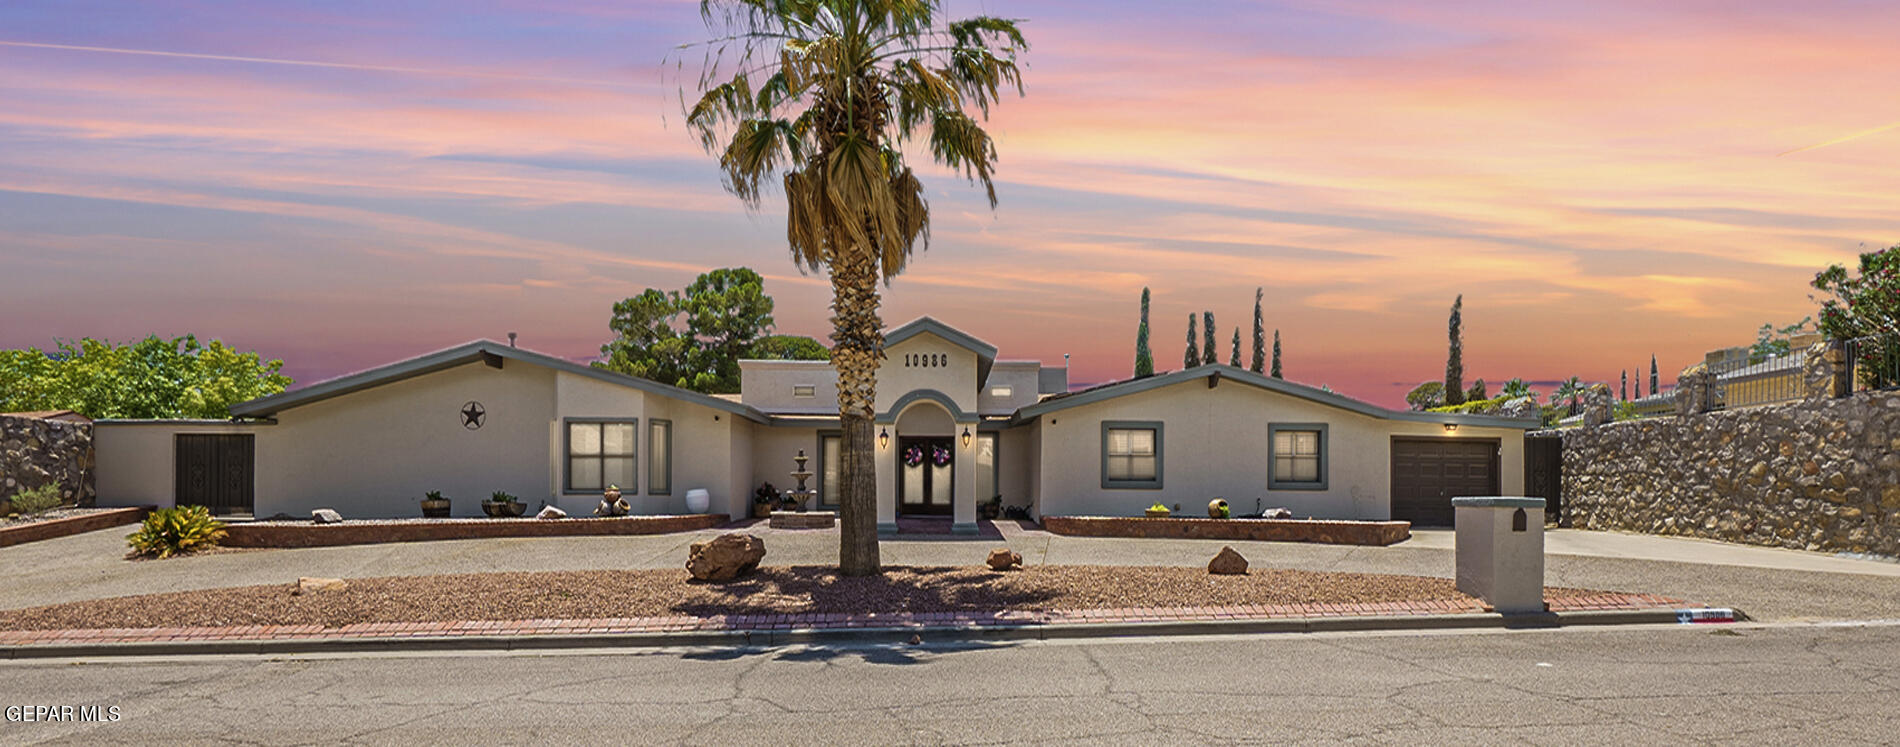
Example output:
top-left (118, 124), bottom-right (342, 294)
top-left (648, 419), bottom-right (672, 495)
top-left (818, 431), bottom-right (842, 507)
top-left (567, 420), bottom-right (635, 492)
top-left (1101, 421), bottom-right (1162, 489)
top-left (1269, 423), bottom-right (1328, 490)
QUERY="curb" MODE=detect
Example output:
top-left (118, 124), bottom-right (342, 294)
top-left (0, 607), bottom-right (1734, 660)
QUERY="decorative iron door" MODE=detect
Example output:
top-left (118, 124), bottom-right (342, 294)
top-left (897, 436), bottom-right (954, 516)
top-left (174, 434), bottom-right (255, 515)
top-left (1525, 434), bottom-right (1563, 518)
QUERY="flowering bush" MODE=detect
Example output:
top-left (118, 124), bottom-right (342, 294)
top-left (1813, 244), bottom-right (1900, 389)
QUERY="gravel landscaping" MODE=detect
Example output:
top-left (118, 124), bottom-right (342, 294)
top-left (2, 507), bottom-right (118, 526)
top-left (0, 565), bottom-right (1605, 631)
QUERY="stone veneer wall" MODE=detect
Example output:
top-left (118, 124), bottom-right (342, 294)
top-left (0, 415), bottom-right (95, 508)
top-left (1557, 390), bottom-right (1900, 556)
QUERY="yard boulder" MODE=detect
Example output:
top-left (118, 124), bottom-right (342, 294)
top-left (687, 532), bottom-right (766, 581)
top-left (1207, 546), bottom-right (1249, 575)
top-left (536, 506), bottom-right (568, 520)
top-left (311, 509), bottom-right (343, 524)
top-left (985, 547), bottom-right (1022, 571)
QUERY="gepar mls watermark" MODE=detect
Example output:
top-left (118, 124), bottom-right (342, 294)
top-left (7, 705), bottom-right (122, 723)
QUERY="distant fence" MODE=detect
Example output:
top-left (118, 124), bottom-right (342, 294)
top-left (1708, 350), bottom-right (1805, 410)
top-left (1841, 334), bottom-right (1900, 394)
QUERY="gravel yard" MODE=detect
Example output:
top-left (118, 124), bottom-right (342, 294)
top-left (1, 507), bottom-right (119, 526)
top-left (0, 565), bottom-right (1604, 630)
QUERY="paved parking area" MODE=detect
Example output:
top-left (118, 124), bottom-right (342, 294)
top-left (2, 521), bottom-right (1896, 622)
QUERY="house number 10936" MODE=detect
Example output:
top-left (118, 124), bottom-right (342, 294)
top-left (905, 353), bottom-right (948, 368)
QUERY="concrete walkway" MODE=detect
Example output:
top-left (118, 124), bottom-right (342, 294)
top-left (2, 521), bottom-right (1897, 622)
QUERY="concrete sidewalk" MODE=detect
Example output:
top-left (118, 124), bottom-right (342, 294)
top-left (2, 521), bottom-right (1897, 622)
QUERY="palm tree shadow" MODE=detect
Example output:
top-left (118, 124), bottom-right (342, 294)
top-left (673, 565), bottom-right (1058, 619)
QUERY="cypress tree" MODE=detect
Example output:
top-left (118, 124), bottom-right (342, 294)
top-left (1271, 330), bottom-right (1282, 378)
top-left (1621, 370), bottom-right (1628, 401)
top-left (1250, 288), bottom-right (1266, 373)
top-left (1202, 311), bottom-right (1217, 365)
top-left (1444, 295), bottom-right (1465, 406)
top-left (1134, 288), bottom-right (1154, 378)
top-left (1229, 328), bottom-right (1241, 367)
top-left (1184, 314), bottom-right (1199, 369)
top-left (1650, 355), bottom-right (1659, 394)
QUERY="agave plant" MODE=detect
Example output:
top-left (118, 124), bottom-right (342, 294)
top-left (682, 0), bottom-right (1029, 576)
top-left (126, 506), bottom-right (227, 559)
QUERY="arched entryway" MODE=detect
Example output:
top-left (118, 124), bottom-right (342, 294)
top-left (894, 399), bottom-right (955, 516)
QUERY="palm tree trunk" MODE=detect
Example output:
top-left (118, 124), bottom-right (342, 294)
top-left (830, 249), bottom-right (883, 576)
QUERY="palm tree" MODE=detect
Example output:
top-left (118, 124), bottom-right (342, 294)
top-left (1499, 377), bottom-right (1532, 400)
top-left (684, 0), bottom-right (1028, 576)
top-left (1550, 376), bottom-right (1585, 415)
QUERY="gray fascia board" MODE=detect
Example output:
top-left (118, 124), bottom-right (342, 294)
top-left (231, 340), bottom-right (770, 424)
top-left (1009, 364), bottom-right (1539, 430)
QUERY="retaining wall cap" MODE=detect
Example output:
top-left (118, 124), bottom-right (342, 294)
top-left (1451, 496), bottom-right (1546, 508)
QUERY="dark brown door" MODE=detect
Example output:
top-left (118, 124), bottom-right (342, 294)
top-left (175, 434), bottom-right (255, 515)
top-left (1390, 437), bottom-right (1498, 526)
top-left (898, 436), bottom-right (954, 516)
top-left (1525, 434), bottom-right (1562, 519)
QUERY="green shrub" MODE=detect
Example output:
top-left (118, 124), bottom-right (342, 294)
top-left (126, 506), bottom-right (227, 559)
top-left (8, 484), bottom-right (63, 516)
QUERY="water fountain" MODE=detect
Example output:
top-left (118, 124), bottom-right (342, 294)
top-left (769, 449), bottom-right (835, 529)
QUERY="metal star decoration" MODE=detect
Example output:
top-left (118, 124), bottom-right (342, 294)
top-left (461, 401), bottom-right (485, 430)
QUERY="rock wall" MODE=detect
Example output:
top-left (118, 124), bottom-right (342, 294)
top-left (0, 415), bottom-right (95, 507)
top-left (1558, 390), bottom-right (1900, 556)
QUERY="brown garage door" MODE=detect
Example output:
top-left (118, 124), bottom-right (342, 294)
top-left (1390, 437), bottom-right (1499, 526)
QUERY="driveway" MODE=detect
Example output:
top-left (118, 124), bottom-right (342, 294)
top-left (3, 521), bottom-right (1897, 622)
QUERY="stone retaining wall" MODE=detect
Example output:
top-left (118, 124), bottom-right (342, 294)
top-left (1042, 516), bottom-right (1411, 546)
top-left (0, 415), bottom-right (94, 508)
top-left (1557, 390), bottom-right (1900, 556)
top-left (222, 513), bottom-right (730, 548)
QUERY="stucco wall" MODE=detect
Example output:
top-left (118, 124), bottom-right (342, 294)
top-left (1559, 390), bottom-right (1900, 556)
top-left (997, 425), bottom-right (1034, 512)
top-left (979, 363), bottom-right (1043, 414)
top-left (256, 361), bottom-right (557, 518)
top-left (94, 421), bottom-right (261, 509)
top-left (737, 360), bottom-right (837, 413)
top-left (748, 426), bottom-right (825, 503)
top-left (878, 335), bottom-right (979, 416)
top-left (1030, 377), bottom-right (1524, 520)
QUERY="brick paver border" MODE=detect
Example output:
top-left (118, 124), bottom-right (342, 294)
top-left (0, 593), bottom-right (1689, 646)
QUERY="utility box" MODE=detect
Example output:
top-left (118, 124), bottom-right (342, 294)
top-left (1452, 496), bottom-right (1546, 615)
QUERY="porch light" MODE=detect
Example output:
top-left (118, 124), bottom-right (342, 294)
top-left (878, 428), bottom-right (890, 449)
top-left (1444, 423), bottom-right (1458, 433)
top-left (961, 427), bottom-right (972, 448)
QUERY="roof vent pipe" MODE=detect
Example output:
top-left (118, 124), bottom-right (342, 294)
top-left (508, 332), bottom-right (517, 348)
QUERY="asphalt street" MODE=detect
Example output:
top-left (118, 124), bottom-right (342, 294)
top-left (4, 621), bottom-right (1897, 745)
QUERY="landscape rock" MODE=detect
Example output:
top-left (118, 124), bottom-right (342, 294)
top-left (687, 533), bottom-right (766, 581)
top-left (1207, 546), bottom-right (1249, 575)
top-left (536, 506), bottom-right (568, 520)
top-left (311, 509), bottom-right (343, 524)
top-left (293, 577), bottom-right (347, 595)
top-left (985, 547), bottom-right (1022, 571)
top-left (0, 414), bottom-right (94, 508)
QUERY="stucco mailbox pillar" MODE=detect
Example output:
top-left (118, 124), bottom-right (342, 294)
top-left (1452, 496), bottom-right (1546, 615)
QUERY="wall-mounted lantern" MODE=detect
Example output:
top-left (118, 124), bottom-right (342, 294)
top-left (961, 427), bottom-right (972, 448)
top-left (878, 427), bottom-right (890, 450)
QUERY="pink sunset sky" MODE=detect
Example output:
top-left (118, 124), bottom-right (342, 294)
top-left (2, 0), bottom-right (1896, 407)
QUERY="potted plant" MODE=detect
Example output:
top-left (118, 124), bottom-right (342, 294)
top-left (483, 490), bottom-right (526, 518)
top-left (421, 490), bottom-right (451, 518)
top-left (753, 482), bottom-right (779, 518)
top-left (1207, 498), bottom-right (1230, 519)
top-left (1144, 502), bottom-right (1171, 518)
top-left (978, 495), bottom-right (1002, 520)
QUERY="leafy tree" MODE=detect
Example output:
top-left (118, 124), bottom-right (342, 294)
top-left (598, 268), bottom-right (776, 393)
top-left (0, 336), bottom-right (290, 419)
top-left (1444, 295), bottom-right (1465, 406)
top-left (680, 0), bottom-right (1030, 575)
top-left (1202, 311), bottom-right (1216, 366)
top-left (1550, 376), bottom-right (1585, 415)
top-left (1249, 288), bottom-right (1265, 374)
top-left (1184, 313), bottom-right (1199, 369)
top-left (1405, 381), bottom-right (1445, 410)
top-left (1134, 287), bottom-right (1154, 378)
top-left (1271, 329), bottom-right (1282, 379)
top-left (1499, 378), bottom-right (1532, 399)
top-left (1750, 317), bottom-right (1816, 361)
top-left (1814, 244), bottom-right (1900, 388)
top-left (1466, 378), bottom-right (1486, 401)
top-left (1228, 328), bottom-right (1241, 367)
top-left (748, 335), bottom-right (831, 360)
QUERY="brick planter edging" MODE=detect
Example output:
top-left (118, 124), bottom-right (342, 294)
top-left (1042, 516), bottom-right (1411, 546)
top-left (0, 507), bottom-right (150, 548)
top-left (221, 513), bottom-right (730, 548)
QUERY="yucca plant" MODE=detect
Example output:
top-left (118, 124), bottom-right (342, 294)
top-left (126, 505), bottom-right (227, 559)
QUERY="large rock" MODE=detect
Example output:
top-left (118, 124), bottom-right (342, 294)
top-left (1208, 546), bottom-right (1249, 575)
top-left (688, 533), bottom-right (766, 581)
top-left (986, 547), bottom-right (1022, 571)
top-left (536, 506), bottom-right (568, 520)
top-left (311, 508), bottom-right (343, 524)
top-left (293, 577), bottom-right (347, 595)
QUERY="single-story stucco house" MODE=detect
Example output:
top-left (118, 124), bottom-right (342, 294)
top-left (93, 317), bottom-right (1537, 529)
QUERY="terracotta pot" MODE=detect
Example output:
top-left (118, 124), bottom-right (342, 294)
top-left (1145, 509), bottom-right (1170, 518)
top-left (421, 499), bottom-right (451, 518)
top-left (753, 503), bottom-right (772, 519)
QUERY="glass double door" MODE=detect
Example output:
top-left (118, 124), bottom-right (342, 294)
top-left (898, 436), bottom-right (954, 516)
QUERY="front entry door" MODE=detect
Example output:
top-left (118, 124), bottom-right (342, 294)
top-left (898, 436), bottom-right (954, 516)
top-left (175, 434), bottom-right (255, 516)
